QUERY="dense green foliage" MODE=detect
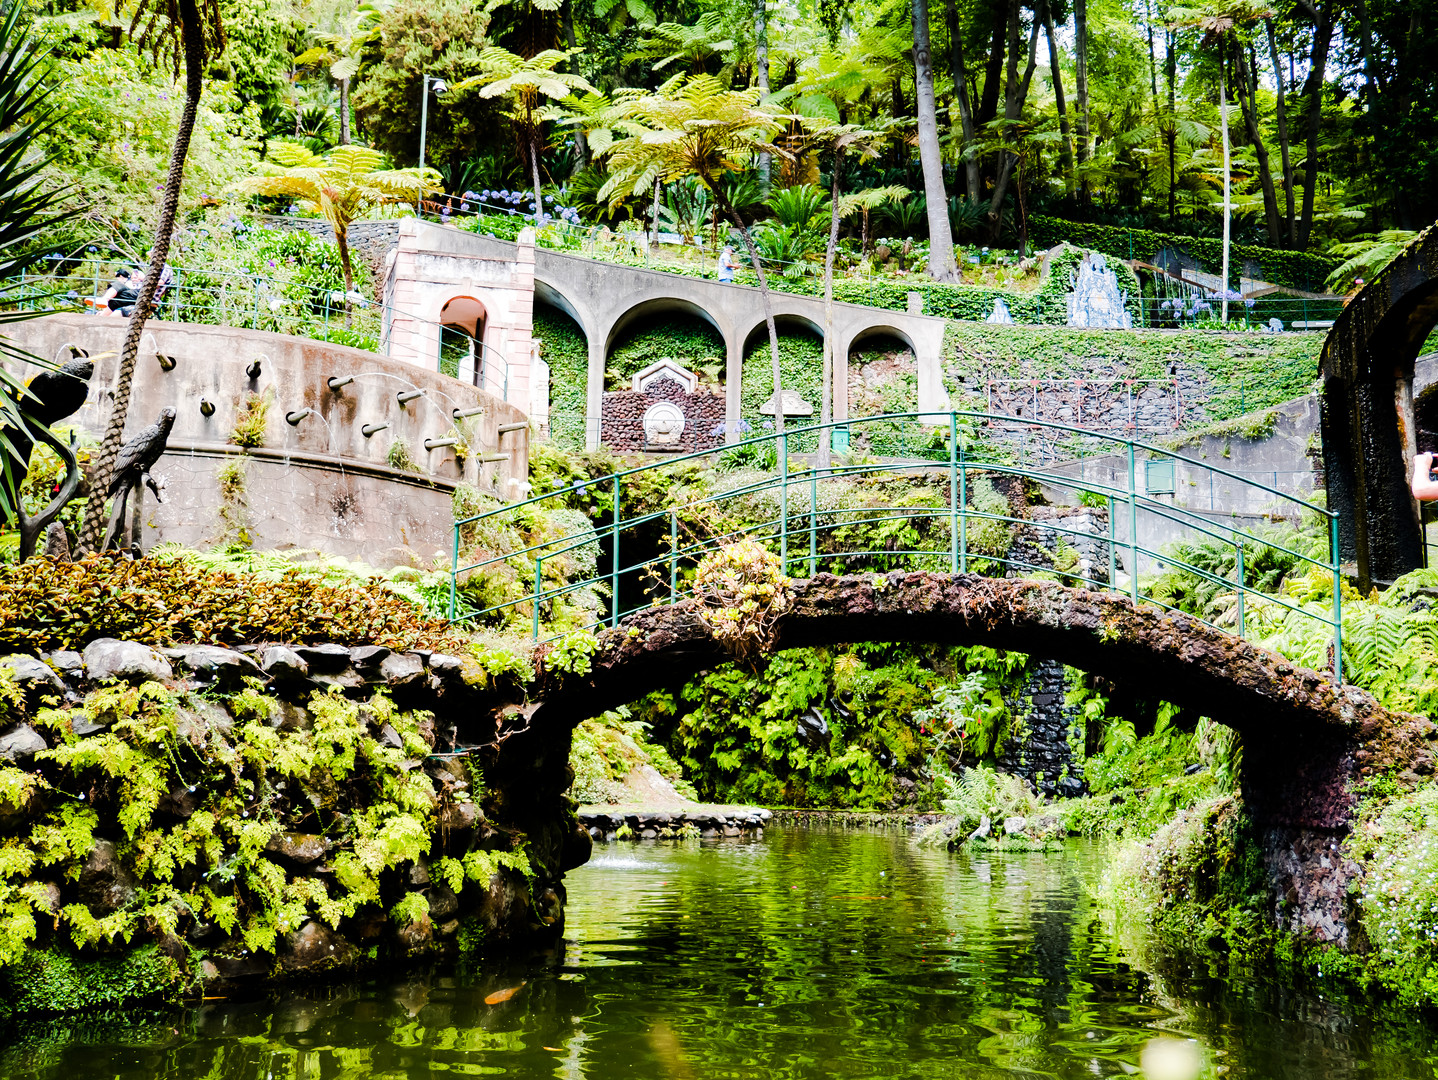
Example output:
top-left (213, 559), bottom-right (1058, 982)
top-left (0, 551), bottom-right (469, 652)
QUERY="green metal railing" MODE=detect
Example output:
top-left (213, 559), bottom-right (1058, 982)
top-left (6, 260), bottom-right (511, 400)
top-left (448, 411), bottom-right (1345, 683)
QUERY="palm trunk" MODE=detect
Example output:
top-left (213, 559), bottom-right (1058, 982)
top-left (336, 222), bottom-right (354, 328)
top-left (339, 77), bottom-right (350, 145)
top-left (819, 147), bottom-right (843, 470)
top-left (944, 0), bottom-right (981, 203)
top-left (912, 0), bottom-right (956, 280)
top-left (79, 0), bottom-right (204, 552)
top-left (1166, 29), bottom-right (1177, 227)
top-left (706, 180), bottom-right (784, 435)
top-left (1041, 0), bottom-right (1073, 192)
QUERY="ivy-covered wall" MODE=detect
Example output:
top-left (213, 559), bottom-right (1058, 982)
top-left (533, 308), bottom-right (588, 449)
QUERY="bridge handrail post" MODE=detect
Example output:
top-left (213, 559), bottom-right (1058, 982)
top-left (610, 477), bottom-right (621, 629)
top-left (780, 432), bottom-right (789, 574)
top-left (1235, 537), bottom-right (1245, 637)
top-left (949, 412), bottom-right (959, 573)
top-left (449, 524), bottom-right (460, 621)
top-left (1107, 494), bottom-right (1117, 590)
top-left (1331, 513), bottom-right (1344, 683)
top-left (532, 554), bottom-right (543, 641)
top-left (1127, 442), bottom-right (1139, 602)
top-left (960, 449), bottom-right (968, 574)
top-left (809, 466), bottom-right (817, 578)
top-left (669, 510), bottom-right (678, 603)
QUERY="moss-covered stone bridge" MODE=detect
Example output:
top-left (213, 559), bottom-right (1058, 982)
top-left (527, 571), bottom-right (1436, 946)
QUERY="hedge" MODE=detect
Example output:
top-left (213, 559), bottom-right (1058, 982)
top-left (1028, 215), bottom-right (1343, 294)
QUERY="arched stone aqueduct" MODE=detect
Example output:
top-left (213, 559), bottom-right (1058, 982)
top-left (382, 219), bottom-right (951, 448)
top-left (521, 571), bottom-right (1437, 948)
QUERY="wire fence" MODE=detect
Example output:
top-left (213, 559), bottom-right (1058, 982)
top-left (450, 410), bottom-right (1345, 683)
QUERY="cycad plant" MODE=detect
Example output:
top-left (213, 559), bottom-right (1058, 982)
top-left (0, 4), bottom-right (81, 524)
top-left (234, 142), bottom-right (438, 302)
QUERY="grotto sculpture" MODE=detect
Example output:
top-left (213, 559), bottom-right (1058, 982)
top-left (5, 350), bottom-right (95, 560)
top-left (101, 406), bottom-right (175, 551)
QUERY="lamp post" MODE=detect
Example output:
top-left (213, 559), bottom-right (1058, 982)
top-left (418, 74), bottom-right (448, 171)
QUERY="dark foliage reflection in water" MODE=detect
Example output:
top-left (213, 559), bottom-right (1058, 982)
top-left (4, 827), bottom-right (1438, 1079)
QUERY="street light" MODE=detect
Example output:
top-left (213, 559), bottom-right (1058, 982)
top-left (418, 74), bottom-right (448, 171)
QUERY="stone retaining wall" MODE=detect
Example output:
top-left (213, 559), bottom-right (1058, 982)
top-left (578, 807), bottom-right (770, 841)
top-left (0, 638), bottom-right (586, 1012)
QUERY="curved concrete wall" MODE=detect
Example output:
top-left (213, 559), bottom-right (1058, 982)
top-left (10, 315), bottom-right (530, 566)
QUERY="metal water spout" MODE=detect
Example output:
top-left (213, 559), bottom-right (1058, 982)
top-left (452, 406), bottom-right (484, 420)
top-left (362, 422), bottom-right (389, 437)
top-left (286, 409), bottom-right (312, 426)
top-left (424, 436), bottom-right (458, 451)
top-left (246, 356), bottom-right (266, 379)
top-left (397, 389), bottom-right (425, 405)
top-left (327, 375), bottom-right (355, 390)
top-left (199, 398), bottom-right (216, 417)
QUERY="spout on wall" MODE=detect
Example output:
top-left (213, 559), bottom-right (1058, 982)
top-left (424, 437), bottom-right (459, 451)
top-left (286, 409), bottom-right (313, 426)
top-left (328, 375), bottom-right (355, 391)
top-left (199, 398), bottom-right (216, 417)
top-left (452, 406), bottom-right (484, 420)
top-left (156, 353), bottom-right (177, 371)
top-left (246, 356), bottom-right (266, 379)
top-left (397, 389), bottom-right (425, 405)
top-left (362, 422), bottom-right (389, 438)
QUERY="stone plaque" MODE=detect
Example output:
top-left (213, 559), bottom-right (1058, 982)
top-left (643, 402), bottom-right (686, 445)
top-left (758, 389), bottom-right (814, 417)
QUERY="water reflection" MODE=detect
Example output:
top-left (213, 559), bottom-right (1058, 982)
top-left (3, 828), bottom-right (1438, 1079)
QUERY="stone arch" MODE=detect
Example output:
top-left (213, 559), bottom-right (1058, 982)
top-left (739, 311), bottom-right (827, 355)
top-left (842, 323), bottom-right (922, 420)
top-left (1321, 225), bottom-right (1438, 587)
top-left (437, 295), bottom-right (488, 387)
top-left (603, 296), bottom-right (728, 360)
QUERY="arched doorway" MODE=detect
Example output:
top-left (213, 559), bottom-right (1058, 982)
top-left (438, 296), bottom-right (488, 388)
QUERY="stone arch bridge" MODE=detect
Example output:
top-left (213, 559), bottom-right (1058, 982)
top-left (384, 220), bottom-right (950, 448)
top-left (517, 571), bottom-right (1435, 948)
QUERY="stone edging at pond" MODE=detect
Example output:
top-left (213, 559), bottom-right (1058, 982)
top-left (0, 638), bottom-right (588, 1017)
top-left (579, 807), bottom-right (771, 841)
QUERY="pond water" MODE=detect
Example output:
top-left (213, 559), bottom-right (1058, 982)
top-left (5, 826), bottom-right (1438, 1079)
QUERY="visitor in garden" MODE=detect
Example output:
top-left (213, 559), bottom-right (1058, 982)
top-left (717, 244), bottom-right (738, 283)
top-left (1413, 451), bottom-right (1438, 501)
top-left (94, 254), bottom-right (173, 316)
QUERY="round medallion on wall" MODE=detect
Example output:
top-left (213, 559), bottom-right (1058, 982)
top-left (643, 402), bottom-right (686, 446)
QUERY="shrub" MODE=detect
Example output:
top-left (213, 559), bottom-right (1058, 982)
top-left (692, 540), bottom-right (790, 661)
top-left (0, 553), bottom-right (470, 652)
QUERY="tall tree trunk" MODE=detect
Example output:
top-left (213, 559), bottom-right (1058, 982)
top-left (650, 178), bottom-right (661, 246)
top-left (976, 0), bottom-right (1005, 126)
top-left (945, 0), bottom-right (981, 203)
top-left (1265, 19), bottom-right (1296, 247)
top-left (79, 0), bottom-right (205, 552)
top-left (339, 77), bottom-right (350, 145)
top-left (1298, 5), bottom-right (1334, 249)
top-left (754, 0), bottom-right (771, 188)
top-left (1041, 0), bottom-right (1073, 192)
top-left (335, 221), bottom-right (354, 327)
top-left (912, 0), bottom-right (956, 279)
top-left (1234, 40), bottom-right (1281, 246)
top-left (819, 146), bottom-right (844, 470)
top-left (563, 0), bottom-right (589, 169)
top-left (1166, 29), bottom-right (1177, 227)
top-left (1219, 46), bottom-right (1231, 322)
top-left (1073, 0), bottom-right (1090, 201)
top-left (1144, 0), bottom-right (1159, 105)
top-left (985, 0), bottom-right (1040, 242)
top-left (531, 128), bottom-right (545, 224)
top-left (706, 181), bottom-right (785, 434)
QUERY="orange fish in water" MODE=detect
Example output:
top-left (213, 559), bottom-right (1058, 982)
top-left (484, 983), bottom-right (526, 1005)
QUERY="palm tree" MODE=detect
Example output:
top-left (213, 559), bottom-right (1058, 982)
top-left (77, 0), bottom-right (226, 552)
top-left (589, 74), bottom-right (792, 433)
top-left (454, 48), bottom-right (596, 224)
top-left (293, 3), bottom-right (383, 146)
top-left (234, 142), bottom-right (438, 302)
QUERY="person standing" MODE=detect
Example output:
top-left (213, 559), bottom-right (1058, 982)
top-left (717, 244), bottom-right (739, 283)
